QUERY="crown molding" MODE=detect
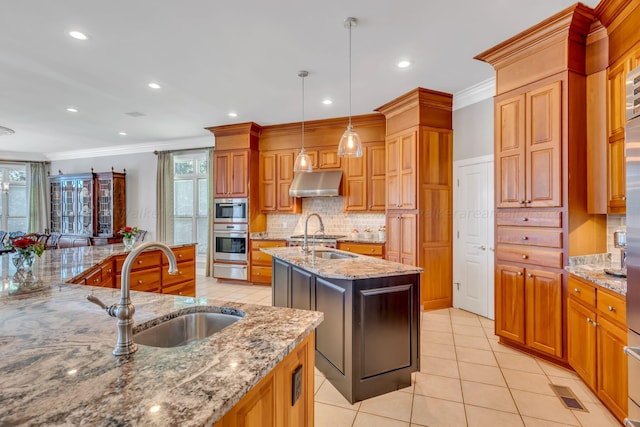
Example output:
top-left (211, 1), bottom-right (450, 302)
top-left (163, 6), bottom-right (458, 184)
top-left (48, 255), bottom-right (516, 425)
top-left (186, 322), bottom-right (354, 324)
top-left (453, 77), bottom-right (495, 110)
top-left (45, 136), bottom-right (213, 161)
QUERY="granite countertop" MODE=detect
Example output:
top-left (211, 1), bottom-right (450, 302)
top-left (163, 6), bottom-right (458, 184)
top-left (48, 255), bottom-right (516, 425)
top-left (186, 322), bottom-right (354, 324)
top-left (250, 232), bottom-right (386, 244)
top-left (0, 245), bottom-right (323, 426)
top-left (261, 246), bottom-right (422, 280)
top-left (565, 253), bottom-right (626, 296)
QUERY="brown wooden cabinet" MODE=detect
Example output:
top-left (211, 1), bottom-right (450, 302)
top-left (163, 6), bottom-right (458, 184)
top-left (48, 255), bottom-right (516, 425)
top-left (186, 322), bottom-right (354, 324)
top-left (250, 239), bottom-right (286, 284)
top-left (386, 130), bottom-right (417, 210)
top-left (495, 264), bottom-right (526, 344)
top-left (337, 242), bottom-right (384, 258)
top-left (214, 150), bottom-right (249, 198)
top-left (386, 213), bottom-right (416, 266)
top-left (215, 331), bottom-right (315, 427)
top-left (306, 147), bottom-right (341, 170)
top-left (259, 150), bottom-right (300, 213)
top-left (495, 81), bottom-right (562, 208)
top-left (343, 142), bottom-right (385, 212)
top-left (567, 275), bottom-right (627, 422)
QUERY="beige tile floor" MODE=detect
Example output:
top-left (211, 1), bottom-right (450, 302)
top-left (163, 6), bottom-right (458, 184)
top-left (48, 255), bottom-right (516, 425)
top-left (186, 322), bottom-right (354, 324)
top-left (196, 276), bottom-right (622, 427)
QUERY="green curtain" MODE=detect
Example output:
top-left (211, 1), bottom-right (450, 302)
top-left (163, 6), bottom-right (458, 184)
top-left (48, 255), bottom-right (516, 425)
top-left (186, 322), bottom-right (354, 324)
top-left (155, 152), bottom-right (174, 242)
top-left (27, 162), bottom-right (48, 233)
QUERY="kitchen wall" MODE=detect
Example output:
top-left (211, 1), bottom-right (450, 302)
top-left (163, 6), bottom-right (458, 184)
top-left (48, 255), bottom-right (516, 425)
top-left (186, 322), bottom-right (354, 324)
top-left (266, 197), bottom-right (385, 236)
top-left (50, 152), bottom-right (158, 240)
top-left (452, 98), bottom-right (494, 161)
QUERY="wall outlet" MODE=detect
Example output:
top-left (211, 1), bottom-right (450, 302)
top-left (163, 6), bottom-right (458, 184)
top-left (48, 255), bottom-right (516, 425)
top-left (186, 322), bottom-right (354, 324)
top-left (291, 364), bottom-right (303, 406)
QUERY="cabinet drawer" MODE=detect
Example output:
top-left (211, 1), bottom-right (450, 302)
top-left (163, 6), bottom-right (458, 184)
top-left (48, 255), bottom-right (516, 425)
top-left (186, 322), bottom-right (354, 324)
top-left (128, 268), bottom-right (161, 293)
top-left (162, 280), bottom-right (195, 297)
top-left (252, 250), bottom-right (274, 266)
top-left (164, 246), bottom-right (195, 264)
top-left (115, 251), bottom-right (162, 273)
top-left (497, 227), bottom-right (562, 248)
top-left (162, 261), bottom-right (195, 287)
top-left (597, 289), bottom-right (626, 326)
top-left (251, 240), bottom-right (286, 249)
top-left (568, 276), bottom-right (596, 307)
top-left (251, 266), bottom-right (273, 284)
top-left (337, 242), bottom-right (384, 256)
top-left (496, 245), bottom-right (563, 268)
top-left (84, 268), bottom-right (103, 287)
top-left (496, 211), bottom-right (562, 227)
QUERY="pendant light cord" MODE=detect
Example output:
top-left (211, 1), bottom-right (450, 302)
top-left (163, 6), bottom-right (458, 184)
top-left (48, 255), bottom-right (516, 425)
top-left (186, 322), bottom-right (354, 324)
top-left (302, 73), bottom-right (305, 150)
top-left (348, 20), bottom-right (352, 128)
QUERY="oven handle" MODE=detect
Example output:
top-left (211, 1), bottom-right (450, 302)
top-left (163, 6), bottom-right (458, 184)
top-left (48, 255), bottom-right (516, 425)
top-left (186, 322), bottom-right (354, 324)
top-left (215, 231), bottom-right (248, 237)
top-left (624, 346), bottom-right (640, 362)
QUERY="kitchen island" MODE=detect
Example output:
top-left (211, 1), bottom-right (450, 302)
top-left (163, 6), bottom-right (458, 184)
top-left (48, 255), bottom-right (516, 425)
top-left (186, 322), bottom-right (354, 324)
top-left (0, 245), bottom-right (323, 426)
top-left (261, 246), bottom-right (422, 403)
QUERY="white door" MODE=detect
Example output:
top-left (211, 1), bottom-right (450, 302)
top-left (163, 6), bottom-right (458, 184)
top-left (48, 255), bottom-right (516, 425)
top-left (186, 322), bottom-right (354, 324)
top-left (453, 157), bottom-right (494, 319)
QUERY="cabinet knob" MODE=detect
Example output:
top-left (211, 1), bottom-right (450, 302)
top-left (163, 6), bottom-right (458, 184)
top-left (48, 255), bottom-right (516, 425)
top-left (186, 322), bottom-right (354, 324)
top-left (525, 200), bottom-right (531, 204)
top-left (138, 260), bottom-right (143, 264)
top-left (93, 278), bottom-right (100, 283)
top-left (622, 196), bottom-right (626, 201)
top-left (370, 249), bottom-right (374, 252)
top-left (521, 217), bottom-right (528, 222)
top-left (521, 236), bottom-right (528, 240)
top-left (178, 254), bottom-right (183, 258)
top-left (178, 292), bottom-right (183, 295)
top-left (107, 269), bottom-right (112, 273)
top-left (608, 305), bottom-right (616, 312)
top-left (517, 271), bottom-right (523, 276)
top-left (527, 273), bottom-right (532, 278)
top-left (522, 254), bottom-right (528, 259)
top-left (137, 279), bottom-right (143, 284)
top-left (592, 321), bottom-right (599, 327)
top-left (574, 288), bottom-right (581, 293)
top-left (586, 317), bottom-right (592, 323)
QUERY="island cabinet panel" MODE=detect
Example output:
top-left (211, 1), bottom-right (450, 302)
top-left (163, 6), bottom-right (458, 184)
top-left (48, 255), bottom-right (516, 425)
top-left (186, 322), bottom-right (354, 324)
top-left (272, 257), bottom-right (420, 404)
top-left (217, 332), bottom-right (315, 427)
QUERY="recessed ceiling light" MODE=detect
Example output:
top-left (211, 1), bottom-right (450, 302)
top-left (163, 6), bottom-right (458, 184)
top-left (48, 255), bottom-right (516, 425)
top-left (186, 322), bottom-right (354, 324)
top-left (118, 132), bottom-right (127, 136)
top-left (228, 112), bottom-right (238, 118)
top-left (148, 82), bottom-right (161, 89)
top-left (322, 99), bottom-right (333, 105)
top-left (397, 60), bottom-right (412, 68)
top-left (66, 107), bottom-right (78, 113)
top-left (69, 31), bottom-right (88, 40)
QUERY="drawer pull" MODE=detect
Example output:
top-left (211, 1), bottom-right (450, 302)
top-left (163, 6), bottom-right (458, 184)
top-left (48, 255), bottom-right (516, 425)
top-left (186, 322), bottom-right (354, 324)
top-left (178, 254), bottom-right (183, 258)
top-left (608, 305), bottom-right (616, 312)
top-left (521, 217), bottom-right (528, 222)
top-left (574, 288), bottom-right (581, 293)
top-left (521, 236), bottom-right (528, 240)
top-left (517, 271), bottom-right (523, 276)
top-left (138, 260), bottom-right (143, 264)
top-left (370, 249), bottom-right (374, 252)
top-left (138, 280), bottom-right (143, 284)
top-left (521, 254), bottom-right (528, 259)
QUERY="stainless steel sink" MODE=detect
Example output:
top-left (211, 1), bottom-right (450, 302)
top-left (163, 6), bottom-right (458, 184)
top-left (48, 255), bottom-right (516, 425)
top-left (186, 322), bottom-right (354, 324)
top-left (312, 250), bottom-right (357, 260)
top-left (134, 311), bottom-right (243, 348)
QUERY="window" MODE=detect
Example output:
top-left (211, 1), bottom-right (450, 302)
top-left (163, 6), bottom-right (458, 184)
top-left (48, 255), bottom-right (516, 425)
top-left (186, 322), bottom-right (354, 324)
top-left (173, 152), bottom-right (209, 257)
top-left (0, 164), bottom-right (27, 231)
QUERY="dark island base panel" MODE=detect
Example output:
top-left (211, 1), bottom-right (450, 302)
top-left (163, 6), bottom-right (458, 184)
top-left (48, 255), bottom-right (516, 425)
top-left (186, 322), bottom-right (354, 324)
top-left (272, 257), bottom-right (420, 404)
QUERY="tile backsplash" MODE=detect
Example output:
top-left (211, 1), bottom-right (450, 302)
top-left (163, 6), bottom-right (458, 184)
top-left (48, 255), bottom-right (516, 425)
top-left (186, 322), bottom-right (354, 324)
top-left (266, 197), bottom-right (385, 235)
top-left (607, 214), bottom-right (626, 267)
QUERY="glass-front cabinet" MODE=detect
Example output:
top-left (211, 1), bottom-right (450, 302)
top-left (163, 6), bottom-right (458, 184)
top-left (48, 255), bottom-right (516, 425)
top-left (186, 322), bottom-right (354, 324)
top-left (49, 171), bottom-right (126, 238)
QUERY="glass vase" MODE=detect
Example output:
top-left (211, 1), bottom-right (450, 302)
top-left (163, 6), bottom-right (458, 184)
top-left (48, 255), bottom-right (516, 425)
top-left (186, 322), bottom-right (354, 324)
top-left (123, 236), bottom-right (135, 251)
top-left (13, 251), bottom-right (35, 273)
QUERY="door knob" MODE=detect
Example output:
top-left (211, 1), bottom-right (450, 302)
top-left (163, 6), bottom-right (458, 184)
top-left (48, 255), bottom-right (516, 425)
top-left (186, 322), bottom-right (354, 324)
top-left (474, 245), bottom-right (486, 250)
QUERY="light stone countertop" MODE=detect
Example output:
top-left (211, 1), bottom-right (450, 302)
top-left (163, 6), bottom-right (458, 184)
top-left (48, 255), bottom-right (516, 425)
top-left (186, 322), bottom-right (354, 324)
top-left (565, 253), bottom-right (626, 296)
top-left (261, 246), bottom-right (422, 280)
top-left (250, 232), bottom-right (386, 244)
top-left (0, 244), bottom-right (323, 426)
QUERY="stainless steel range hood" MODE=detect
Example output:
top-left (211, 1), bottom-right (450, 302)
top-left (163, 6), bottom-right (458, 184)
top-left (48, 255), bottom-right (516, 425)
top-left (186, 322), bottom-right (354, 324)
top-left (289, 170), bottom-right (343, 197)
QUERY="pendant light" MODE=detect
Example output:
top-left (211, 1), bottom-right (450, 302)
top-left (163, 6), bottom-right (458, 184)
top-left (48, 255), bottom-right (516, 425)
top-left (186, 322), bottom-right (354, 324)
top-left (294, 70), bottom-right (313, 173)
top-left (337, 17), bottom-right (363, 158)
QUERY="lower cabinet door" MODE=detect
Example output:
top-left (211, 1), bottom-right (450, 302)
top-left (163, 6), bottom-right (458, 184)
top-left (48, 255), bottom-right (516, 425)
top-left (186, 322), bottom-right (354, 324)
top-left (525, 269), bottom-right (563, 357)
top-left (291, 267), bottom-right (312, 310)
top-left (567, 298), bottom-right (597, 388)
top-left (495, 264), bottom-right (526, 344)
top-left (597, 315), bottom-right (628, 421)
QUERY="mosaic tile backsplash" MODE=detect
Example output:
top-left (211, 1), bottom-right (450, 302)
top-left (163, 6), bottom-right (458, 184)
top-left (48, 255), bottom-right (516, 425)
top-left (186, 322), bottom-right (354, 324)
top-left (266, 197), bottom-right (386, 235)
top-left (607, 214), bottom-right (626, 267)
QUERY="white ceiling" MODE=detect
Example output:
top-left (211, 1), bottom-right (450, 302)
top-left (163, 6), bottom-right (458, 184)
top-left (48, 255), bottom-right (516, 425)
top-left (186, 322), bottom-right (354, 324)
top-left (1, 0), bottom-right (601, 159)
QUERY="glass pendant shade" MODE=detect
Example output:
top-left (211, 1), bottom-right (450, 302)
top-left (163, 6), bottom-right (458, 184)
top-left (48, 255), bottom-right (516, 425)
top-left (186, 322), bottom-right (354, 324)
top-left (337, 125), bottom-right (362, 157)
top-left (294, 148), bottom-right (312, 172)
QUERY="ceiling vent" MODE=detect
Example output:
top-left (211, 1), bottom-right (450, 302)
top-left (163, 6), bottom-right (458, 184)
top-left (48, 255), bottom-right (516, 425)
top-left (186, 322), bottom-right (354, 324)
top-left (125, 111), bottom-right (145, 117)
top-left (0, 126), bottom-right (15, 136)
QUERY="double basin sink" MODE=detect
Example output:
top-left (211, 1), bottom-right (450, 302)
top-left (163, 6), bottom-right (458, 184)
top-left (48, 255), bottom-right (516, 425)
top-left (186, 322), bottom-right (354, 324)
top-left (134, 308), bottom-right (244, 348)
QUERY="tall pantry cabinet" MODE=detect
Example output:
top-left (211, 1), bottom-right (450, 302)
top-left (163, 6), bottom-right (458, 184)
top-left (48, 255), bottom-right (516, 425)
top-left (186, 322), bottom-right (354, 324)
top-left (476, 3), bottom-right (606, 362)
top-left (376, 89), bottom-right (453, 310)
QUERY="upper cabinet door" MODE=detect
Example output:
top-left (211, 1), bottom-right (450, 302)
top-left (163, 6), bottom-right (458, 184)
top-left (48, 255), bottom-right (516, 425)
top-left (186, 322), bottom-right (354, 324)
top-left (215, 150), bottom-right (249, 198)
top-left (526, 81), bottom-right (562, 208)
top-left (386, 130), bottom-right (417, 210)
top-left (495, 94), bottom-right (526, 208)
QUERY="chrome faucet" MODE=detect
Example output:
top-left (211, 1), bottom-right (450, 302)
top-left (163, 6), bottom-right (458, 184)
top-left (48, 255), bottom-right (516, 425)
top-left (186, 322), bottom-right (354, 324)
top-left (87, 241), bottom-right (178, 356)
top-left (302, 212), bottom-right (324, 254)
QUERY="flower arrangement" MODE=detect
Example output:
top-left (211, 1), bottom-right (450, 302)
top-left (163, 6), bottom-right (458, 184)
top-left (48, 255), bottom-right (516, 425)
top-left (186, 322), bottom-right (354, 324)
top-left (378, 225), bottom-right (386, 232)
top-left (351, 228), bottom-right (359, 233)
top-left (363, 227), bottom-right (373, 233)
top-left (118, 226), bottom-right (140, 239)
top-left (8, 236), bottom-right (45, 258)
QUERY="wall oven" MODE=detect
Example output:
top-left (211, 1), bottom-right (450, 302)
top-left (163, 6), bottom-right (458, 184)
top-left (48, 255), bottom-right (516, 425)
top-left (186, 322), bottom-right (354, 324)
top-left (213, 223), bottom-right (248, 262)
top-left (213, 198), bottom-right (248, 223)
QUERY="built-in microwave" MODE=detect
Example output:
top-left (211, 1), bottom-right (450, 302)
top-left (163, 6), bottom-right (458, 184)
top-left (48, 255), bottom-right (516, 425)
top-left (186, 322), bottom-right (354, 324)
top-left (213, 198), bottom-right (248, 223)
